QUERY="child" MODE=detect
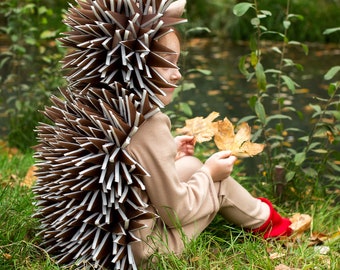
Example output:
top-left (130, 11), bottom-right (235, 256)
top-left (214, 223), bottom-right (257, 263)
top-left (127, 26), bottom-right (292, 266)
top-left (33, 0), bottom-right (292, 269)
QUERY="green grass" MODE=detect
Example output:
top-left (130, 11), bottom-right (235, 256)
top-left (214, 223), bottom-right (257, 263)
top-left (0, 185), bottom-right (61, 269)
top-left (145, 211), bottom-right (340, 270)
top-left (0, 150), bottom-right (339, 270)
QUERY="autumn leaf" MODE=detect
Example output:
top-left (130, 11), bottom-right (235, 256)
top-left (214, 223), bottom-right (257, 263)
top-left (274, 264), bottom-right (300, 270)
top-left (289, 213), bottom-right (312, 236)
top-left (21, 165), bottom-right (37, 188)
top-left (214, 118), bottom-right (265, 157)
top-left (269, 252), bottom-right (286, 260)
top-left (176, 111), bottom-right (219, 143)
top-left (177, 112), bottom-right (265, 158)
top-left (3, 253), bottom-right (12, 260)
top-left (309, 229), bottom-right (340, 246)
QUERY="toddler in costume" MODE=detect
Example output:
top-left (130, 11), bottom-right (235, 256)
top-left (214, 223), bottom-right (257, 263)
top-left (33, 0), bottom-right (292, 269)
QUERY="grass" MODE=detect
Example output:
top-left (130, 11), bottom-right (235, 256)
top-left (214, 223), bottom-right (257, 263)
top-left (145, 212), bottom-right (340, 270)
top-left (0, 148), bottom-right (339, 269)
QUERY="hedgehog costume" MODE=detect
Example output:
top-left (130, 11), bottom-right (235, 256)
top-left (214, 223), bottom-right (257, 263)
top-left (33, 0), bottom-right (187, 269)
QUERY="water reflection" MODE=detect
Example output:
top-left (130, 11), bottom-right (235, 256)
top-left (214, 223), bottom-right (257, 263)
top-left (169, 37), bottom-right (340, 175)
top-left (173, 37), bottom-right (339, 122)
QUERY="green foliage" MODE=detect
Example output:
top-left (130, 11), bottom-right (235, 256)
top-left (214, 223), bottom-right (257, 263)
top-left (233, 0), bottom-right (340, 200)
top-left (0, 149), bottom-right (61, 269)
top-left (0, 0), bottom-right (67, 152)
top-left (242, 0), bottom-right (340, 42)
top-left (187, 0), bottom-right (340, 42)
top-left (186, 0), bottom-right (235, 38)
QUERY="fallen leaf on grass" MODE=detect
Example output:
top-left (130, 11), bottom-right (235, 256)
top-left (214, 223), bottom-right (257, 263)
top-left (3, 253), bottom-right (12, 260)
top-left (309, 229), bottom-right (340, 247)
top-left (269, 252), bottom-right (286, 259)
top-left (275, 264), bottom-right (300, 270)
top-left (309, 231), bottom-right (330, 246)
top-left (21, 165), bottom-right (37, 188)
top-left (289, 213), bottom-right (312, 235)
top-left (189, 256), bottom-right (201, 262)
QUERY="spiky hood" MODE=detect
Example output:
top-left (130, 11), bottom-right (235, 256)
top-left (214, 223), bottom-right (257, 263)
top-left (33, 0), bottom-right (186, 269)
top-left (61, 0), bottom-right (187, 107)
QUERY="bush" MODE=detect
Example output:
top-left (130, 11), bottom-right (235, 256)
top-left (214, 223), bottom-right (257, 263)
top-left (187, 0), bottom-right (340, 42)
top-left (0, 0), bottom-right (67, 152)
top-left (233, 1), bottom-right (340, 200)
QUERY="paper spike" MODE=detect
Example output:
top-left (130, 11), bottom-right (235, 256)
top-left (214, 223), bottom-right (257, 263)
top-left (92, 231), bottom-right (110, 260)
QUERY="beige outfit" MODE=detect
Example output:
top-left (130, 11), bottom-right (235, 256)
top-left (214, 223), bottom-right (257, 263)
top-left (126, 111), bottom-right (269, 266)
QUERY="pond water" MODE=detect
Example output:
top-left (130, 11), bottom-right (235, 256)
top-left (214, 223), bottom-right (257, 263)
top-left (167, 37), bottom-right (340, 175)
top-left (171, 37), bottom-right (340, 123)
top-left (1, 37), bottom-right (339, 153)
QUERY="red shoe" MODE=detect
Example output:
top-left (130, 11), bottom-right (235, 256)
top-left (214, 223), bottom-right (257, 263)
top-left (251, 198), bottom-right (292, 239)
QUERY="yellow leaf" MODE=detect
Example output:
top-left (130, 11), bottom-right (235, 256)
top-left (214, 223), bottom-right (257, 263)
top-left (177, 112), bottom-right (265, 158)
top-left (289, 213), bottom-right (312, 234)
top-left (21, 165), bottom-right (37, 188)
top-left (274, 264), bottom-right (299, 270)
top-left (176, 112), bottom-right (219, 143)
top-left (214, 119), bottom-right (265, 157)
top-left (3, 253), bottom-right (12, 260)
top-left (213, 117), bottom-right (235, 150)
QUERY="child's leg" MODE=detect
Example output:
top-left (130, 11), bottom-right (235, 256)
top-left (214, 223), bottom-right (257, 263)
top-left (175, 156), bottom-right (269, 228)
top-left (174, 156), bottom-right (291, 238)
top-left (175, 155), bottom-right (204, 182)
top-left (217, 177), bottom-right (292, 238)
top-left (217, 177), bottom-right (270, 229)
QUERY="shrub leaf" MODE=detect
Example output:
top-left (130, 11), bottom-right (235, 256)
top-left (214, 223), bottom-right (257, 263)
top-left (233, 3), bottom-right (254, 17)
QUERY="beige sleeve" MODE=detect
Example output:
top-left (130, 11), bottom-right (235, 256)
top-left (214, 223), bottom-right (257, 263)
top-left (126, 112), bottom-right (219, 227)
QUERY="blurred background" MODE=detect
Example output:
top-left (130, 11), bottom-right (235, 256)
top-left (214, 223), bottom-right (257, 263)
top-left (0, 0), bottom-right (339, 151)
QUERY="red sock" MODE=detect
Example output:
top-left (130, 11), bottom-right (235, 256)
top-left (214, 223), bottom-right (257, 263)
top-left (251, 198), bottom-right (292, 239)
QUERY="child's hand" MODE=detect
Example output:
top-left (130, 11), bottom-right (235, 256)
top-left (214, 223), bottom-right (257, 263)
top-left (203, 151), bottom-right (237, 182)
top-left (174, 135), bottom-right (195, 160)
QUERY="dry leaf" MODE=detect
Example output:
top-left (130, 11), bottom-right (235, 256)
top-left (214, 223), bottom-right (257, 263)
top-left (309, 230), bottom-right (340, 247)
top-left (214, 118), bottom-right (265, 157)
top-left (21, 165), bottom-right (37, 188)
top-left (314, 245), bottom-right (330, 255)
top-left (309, 231), bottom-right (329, 246)
top-left (3, 253), bottom-right (12, 260)
top-left (289, 213), bottom-right (312, 234)
top-left (269, 252), bottom-right (286, 260)
top-left (177, 112), bottom-right (265, 158)
top-left (275, 264), bottom-right (300, 270)
top-left (176, 112), bottom-right (219, 143)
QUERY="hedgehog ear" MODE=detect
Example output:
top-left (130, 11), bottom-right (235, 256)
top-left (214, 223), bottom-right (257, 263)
top-left (165, 0), bottom-right (186, 17)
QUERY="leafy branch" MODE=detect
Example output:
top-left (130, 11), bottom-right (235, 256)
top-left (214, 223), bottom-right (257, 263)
top-left (233, 1), bottom-right (340, 199)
